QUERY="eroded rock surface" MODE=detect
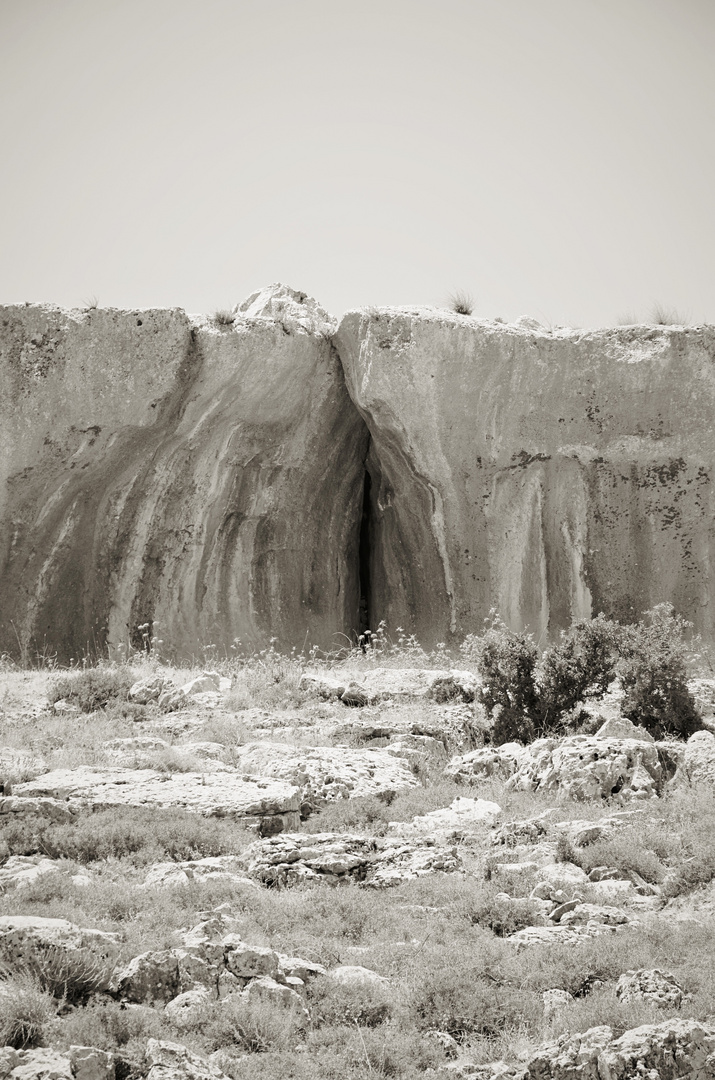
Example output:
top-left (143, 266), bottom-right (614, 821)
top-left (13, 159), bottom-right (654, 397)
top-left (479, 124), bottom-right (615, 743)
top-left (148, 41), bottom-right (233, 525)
top-left (16, 767), bottom-right (300, 832)
top-left (336, 309), bottom-right (715, 644)
top-left (0, 285), bottom-right (368, 662)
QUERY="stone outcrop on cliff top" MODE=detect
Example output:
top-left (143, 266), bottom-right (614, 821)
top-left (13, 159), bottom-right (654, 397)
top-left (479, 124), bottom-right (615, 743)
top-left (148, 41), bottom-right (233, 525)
top-left (3, 285), bottom-right (715, 657)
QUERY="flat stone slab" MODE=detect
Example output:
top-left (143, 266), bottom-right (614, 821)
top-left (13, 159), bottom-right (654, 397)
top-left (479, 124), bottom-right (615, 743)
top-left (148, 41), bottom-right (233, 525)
top-left (16, 768), bottom-right (300, 831)
top-left (231, 742), bottom-right (419, 804)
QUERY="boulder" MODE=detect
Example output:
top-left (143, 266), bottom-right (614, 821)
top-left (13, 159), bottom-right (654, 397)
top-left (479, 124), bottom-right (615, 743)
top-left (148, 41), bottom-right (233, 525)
top-left (0, 915), bottom-right (118, 968)
top-left (445, 744), bottom-right (527, 784)
top-left (8, 1050), bottom-right (74, 1080)
top-left (128, 675), bottom-right (173, 704)
top-left (506, 736), bottom-right (662, 800)
top-left (525, 1018), bottom-right (715, 1079)
top-left (145, 1040), bottom-right (229, 1080)
top-left (0, 854), bottom-right (62, 893)
top-left (16, 768), bottom-right (301, 833)
top-left (678, 730), bottom-right (715, 785)
top-left (542, 989), bottom-right (575, 1021)
top-left (0, 795), bottom-right (74, 823)
top-left (388, 797), bottom-right (501, 841)
top-left (68, 1048), bottom-right (115, 1080)
top-left (331, 965), bottom-right (389, 988)
top-left (142, 857), bottom-right (257, 890)
top-left (616, 969), bottom-right (684, 1008)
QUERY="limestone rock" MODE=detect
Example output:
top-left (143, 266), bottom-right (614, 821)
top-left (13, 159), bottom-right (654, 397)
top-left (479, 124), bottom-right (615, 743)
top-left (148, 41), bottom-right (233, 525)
top-left (336, 310), bottom-right (715, 646)
top-left (239, 831), bottom-right (462, 888)
top-left (331, 965), bottom-right (389, 988)
top-left (595, 716), bottom-right (655, 743)
top-left (225, 942), bottom-right (278, 979)
top-left (445, 744), bottom-right (527, 784)
top-left (506, 736), bottom-right (662, 800)
top-left (679, 730), bottom-right (715, 785)
top-left (8, 1050), bottom-right (74, 1080)
top-left (68, 1047), bottom-right (114, 1080)
top-left (116, 949), bottom-right (182, 1005)
top-left (616, 969), bottom-right (684, 1008)
top-left (0, 795), bottom-right (74, 823)
top-left (525, 1018), bottom-right (715, 1079)
top-left (16, 767), bottom-right (300, 832)
top-left (300, 667), bottom-right (477, 703)
top-left (388, 797), bottom-right (501, 841)
top-left (230, 741), bottom-right (419, 806)
top-left (128, 674), bottom-right (173, 704)
top-left (0, 915), bottom-right (118, 968)
top-left (0, 291), bottom-right (368, 663)
top-left (0, 854), bottom-right (62, 892)
top-left (145, 1040), bottom-right (229, 1080)
top-left (240, 974), bottom-right (304, 1010)
top-left (165, 988), bottom-right (213, 1016)
top-left (142, 856), bottom-right (257, 890)
top-left (542, 989), bottom-right (575, 1021)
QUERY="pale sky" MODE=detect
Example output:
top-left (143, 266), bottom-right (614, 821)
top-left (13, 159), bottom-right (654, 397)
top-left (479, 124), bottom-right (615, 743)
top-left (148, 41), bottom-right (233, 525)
top-left (1, 0), bottom-right (713, 326)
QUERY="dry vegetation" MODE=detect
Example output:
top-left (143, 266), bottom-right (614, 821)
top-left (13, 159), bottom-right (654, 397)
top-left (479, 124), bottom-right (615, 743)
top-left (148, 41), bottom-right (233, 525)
top-left (0, 613), bottom-right (714, 1078)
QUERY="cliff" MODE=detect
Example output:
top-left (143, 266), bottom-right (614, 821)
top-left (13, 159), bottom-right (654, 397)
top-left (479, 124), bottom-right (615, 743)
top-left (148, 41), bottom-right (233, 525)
top-left (0, 287), bottom-right (368, 662)
top-left (2, 285), bottom-right (715, 660)
top-left (336, 309), bottom-right (715, 645)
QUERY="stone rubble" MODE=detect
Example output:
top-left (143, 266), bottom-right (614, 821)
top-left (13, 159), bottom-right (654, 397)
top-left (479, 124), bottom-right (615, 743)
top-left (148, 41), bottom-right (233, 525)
top-left (525, 1018), bottom-right (715, 1079)
top-left (238, 831), bottom-right (462, 888)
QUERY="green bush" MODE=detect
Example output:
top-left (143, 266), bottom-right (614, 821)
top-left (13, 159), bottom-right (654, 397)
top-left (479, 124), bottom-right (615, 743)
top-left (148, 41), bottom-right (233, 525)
top-left (48, 667), bottom-right (137, 712)
top-left (616, 604), bottom-right (702, 738)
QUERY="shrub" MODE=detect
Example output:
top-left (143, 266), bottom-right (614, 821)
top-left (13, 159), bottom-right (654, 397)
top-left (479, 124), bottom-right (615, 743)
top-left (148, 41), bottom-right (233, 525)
top-left (8, 944), bottom-right (115, 1005)
top-left (308, 975), bottom-right (391, 1027)
top-left (212, 308), bottom-right (236, 327)
top-left (616, 604), bottom-right (702, 738)
top-left (48, 667), bottom-right (137, 713)
top-left (182, 996), bottom-right (301, 1052)
top-left (0, 975), bottom-right (56, 1048)
top-left (462, 614), bottom-right (539, 744)
top-left (464, 892), bottom-right (542, 937)
top-left (449, 291), bottom-right (474, 316)
top-left (537, 615), bottom-right (619, 732)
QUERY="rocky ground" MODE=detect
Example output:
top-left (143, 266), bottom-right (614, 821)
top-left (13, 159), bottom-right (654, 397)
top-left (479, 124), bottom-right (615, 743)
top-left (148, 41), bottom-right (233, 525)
top-left (1, 655), bottom-right (715, 1079)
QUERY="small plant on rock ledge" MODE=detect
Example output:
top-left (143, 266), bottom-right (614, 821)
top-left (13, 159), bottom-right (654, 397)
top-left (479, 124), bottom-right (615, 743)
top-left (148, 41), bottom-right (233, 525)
top-left (449, 290), bottom-right (474, 316)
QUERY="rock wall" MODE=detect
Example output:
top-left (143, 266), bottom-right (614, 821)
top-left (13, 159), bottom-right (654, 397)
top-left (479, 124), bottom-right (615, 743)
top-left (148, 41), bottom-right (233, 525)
top-left (0, 288), bottom-right (368, 661)
top-left (2, 286), bottom-right (715, 658)
top-left (335, 310), bottom-right (715, 645)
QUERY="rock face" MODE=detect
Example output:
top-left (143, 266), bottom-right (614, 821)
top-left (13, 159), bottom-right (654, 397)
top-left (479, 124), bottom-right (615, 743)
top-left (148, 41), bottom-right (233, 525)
top-left (336, 310), bottom-right (715, 644)
top-left (0, 285), bottom-right (368, 661)
top-left (525, 1018), bottom-right (715, 1079)
top-left (4, 289), bottom-right (715, 655)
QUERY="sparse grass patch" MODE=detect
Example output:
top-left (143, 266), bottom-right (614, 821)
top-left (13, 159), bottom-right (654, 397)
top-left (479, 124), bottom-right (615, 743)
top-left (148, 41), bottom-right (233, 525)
top-left (212, 308), bottom-right (236, 327)
top-left (48, 667), bottom-right (137, 713)
top-left (650, 302), bottom-right (690, 326)
top-left (0, 974), bottom-right (57, 1048)
top-left (3, 805), bottom-right (251, 866)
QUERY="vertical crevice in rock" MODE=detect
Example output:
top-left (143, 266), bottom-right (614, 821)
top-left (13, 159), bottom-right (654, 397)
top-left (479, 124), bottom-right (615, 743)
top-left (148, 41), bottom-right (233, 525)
top-left (358, 459), bottom-right (372, 636)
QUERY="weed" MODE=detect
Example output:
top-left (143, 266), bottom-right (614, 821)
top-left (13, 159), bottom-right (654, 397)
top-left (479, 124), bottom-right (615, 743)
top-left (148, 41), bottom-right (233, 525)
top-left (0, 974), bottom-right (57, 1048)
top-left (449, 291), bottom-right (474, 316)
top-left (212, 308), bottom-right (237, 327)
top-left (48, 667), bottom-right (137, 713)
top-left (650, 303), bottom-right (689, 326)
